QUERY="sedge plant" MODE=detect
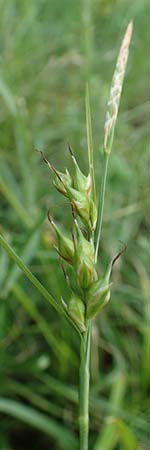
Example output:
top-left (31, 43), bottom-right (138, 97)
top-left (0, 22), bottom-right (133, 450)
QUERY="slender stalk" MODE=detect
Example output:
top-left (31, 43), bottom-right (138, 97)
top-left (79, 323), bottom-right (91, 450)
top-left (82, 0), bottom-right (93, 81)
top-left (95, 153), bottom-right (109, 262)
top-left (86, 84), bottom-right (96, 204)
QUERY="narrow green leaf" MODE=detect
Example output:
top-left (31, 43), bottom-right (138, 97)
top-left (93, 372), bottom-right (126, 450)
top-left (133, 259), bottom-right (150, 391)
top-left (0, 397), bottom-right (77, 450)
top-left (14, 118), bottom-right (37, 208)
top-left (37, 373), bottom-right (78, 404)
top-left (0, 234), bottom-right (62, 314)
top-left (95, 153), bottom-right (109, 261)
top-left (3, 224), bottom-right (41, 297)
top-left (0, 159), bottom-right (23, 202)
top-left (13, 283), bottom-right (77, 363)
top-left (0, 248), bottom-right (8, 288)
top-left (0, 77), bottom-right (17, 116)
top-left (0, 176), bottom-right (33, 228)
top-left (6, 380), bottom-right (64, 419)
top-left (112, 418), bottom-right (140, 450)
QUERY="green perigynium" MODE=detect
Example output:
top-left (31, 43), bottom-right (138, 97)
top-left (40, 151), bottom-right (73, 196)
top-left (53, 168), bottom-right (72, 197)
top-left (67, 293), bottom-right (86, 333)
top-left (68, 143), bottom-right (91, 195)
top-left (73, 219), bottom-right (97, 290)
top-left (86, 263), bottom-right (113, 319)
top-left (48, 214), bottom-right (74, 264)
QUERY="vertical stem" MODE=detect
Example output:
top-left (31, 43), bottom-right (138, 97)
top-left (79, 323), bottom-right (91, 450)
top-left (82, 0), bottom-right (93, 81)
top-left (95, 153), bottom-right (109, 262)
top-left (86, 84), bottom-right (96, 204)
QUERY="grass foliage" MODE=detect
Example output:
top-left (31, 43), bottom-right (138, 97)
top-left (0, 0), bottom-right (150, 449)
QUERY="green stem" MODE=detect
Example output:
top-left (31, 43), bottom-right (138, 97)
top-left (86, 84), bottom-right (96, 204)
top-left (95, 153), bottom-right (109, 262)
top-left (79, 323), bottom-right (91, 450)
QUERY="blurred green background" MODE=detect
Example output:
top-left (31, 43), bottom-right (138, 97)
top-left (0, 0), bottom-right (150, 449)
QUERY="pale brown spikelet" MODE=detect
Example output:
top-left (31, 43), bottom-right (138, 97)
top-left (104, 21), bottom-right (133, 154)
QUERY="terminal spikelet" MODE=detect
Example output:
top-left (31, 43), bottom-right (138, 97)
top-left (104, 22), bottom-right (133, 154)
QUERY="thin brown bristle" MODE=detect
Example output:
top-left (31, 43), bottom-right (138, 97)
top-left (71, 203), bottom-right (76, 220)
top-left (47, 210), bottom-right (53, 224)
top-left (39, 150), bottom-right (65, 186)
top-left (112, 241), bottom-right (127, 267)
top-left (67, 142), bottom-right (74, 158)
top-left (38, 149), bottom-right (53, 171)
top-left (60, 259), bottom-right (67, 279)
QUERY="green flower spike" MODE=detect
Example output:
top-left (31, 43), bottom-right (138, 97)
top-left (48, 212), bottom-right (74, 264)
top-left (67, 185), bottom-right (90, 226)
top-left (67, 143), bottom-right (91, 194)
top-left (86, 270), bottom-right (112, 319)
top-left (40, 149), bottom-right (97, 230)
top-left (60, 270), bottom-right (86, 333)
top-left (86, 243), bottom-right (126, 319)
top-left (40, 150), bottom-right (72, 197)
top-left (67, 144), bottom-right (97, 230)
top-left (73, 219), bottom-right (97, 289)
top-left (67, 293), bottom-right (86, 333)
top-left (64, 183), bottom-right (97, 231)
top-left (53, 168), bottom-right (72, 197)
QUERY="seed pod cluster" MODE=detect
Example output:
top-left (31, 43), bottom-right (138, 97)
top-left (42, 147), bottom-right (123, 333)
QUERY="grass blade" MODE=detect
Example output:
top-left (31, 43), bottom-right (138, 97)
top-left (0, 234), bottom-right (62, 314)
top-left (0, 77), bottom-right (17, 116)
top-left (95, 154), bottom-right (109, 261)
top-left (0, 176), bottom-right (33, 228)
top-left (112, 418), bottom-right (140, 450)
top-left (6, 380), bottom-right (64, 419)
top-left (0, 397), bottom-right (77, 450)
top-left (13, 283), bottom-right (77, 363)
top-left (93, 371), bottom-right (126, 450)
top-left (3, 223), bottom-right (42, 297)
top-left (133, 259), bottom-right (150, 391)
